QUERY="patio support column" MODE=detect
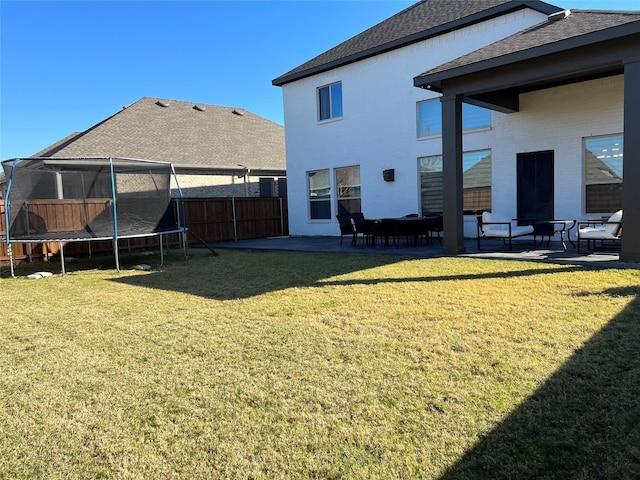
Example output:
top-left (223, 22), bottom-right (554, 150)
top-left (441, 93), bottom-right (465, 255)
top-left (622, 56), bottom-right (640, 262)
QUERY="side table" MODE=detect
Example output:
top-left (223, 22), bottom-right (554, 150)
top-left (535, 220), bottom-right (576, 251)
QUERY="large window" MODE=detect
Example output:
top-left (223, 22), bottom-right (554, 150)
top-left (318, 82), bottom-right (343, 121)
top-left (417, 99), bottom-right (491, 138)
top-left (335, 166), bottom-right (361, 216)
top-left (419, 150), bottom-right (492, 214)
top-left (308, 169), bottom-right (331, 219)
top-left (584, 134), bottom-right (623, 214)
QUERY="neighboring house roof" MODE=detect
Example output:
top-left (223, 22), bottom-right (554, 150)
top-left (272, 0), bottom-right (561, 86)
top-left (585, 150), bottom-right (622, 184)
top-left (33, 97), bottom-right (286, 175)
top-left (464, 154), bottom-right (492, 189)
top-left (415, 9), bottom-right (640, 90)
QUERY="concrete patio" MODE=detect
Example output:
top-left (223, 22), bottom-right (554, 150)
top-left (209, 236), bottom-right (636, 268)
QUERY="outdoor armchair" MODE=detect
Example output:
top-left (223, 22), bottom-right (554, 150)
top-left (577, 210), bottom-right (622, 254)
top-left (476, 211), bottom-right (535, 251)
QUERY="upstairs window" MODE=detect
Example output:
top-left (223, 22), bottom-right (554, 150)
top-left (318, 82), bottom-right (342, 121)
top-left (417, 99), bottom-right (491, 138)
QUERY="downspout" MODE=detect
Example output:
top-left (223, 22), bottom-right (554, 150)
top-left (244, 168), bottom-right (251, 197)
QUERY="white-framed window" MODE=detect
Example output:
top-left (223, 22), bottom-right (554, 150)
top-left (308, 169), bottom-right (331, 220)
top-left (62, 171), bottom-right (112, 198)
top-left (417, 99), bottom-right (491, 138)
top-left (419, 150), bottom-right (492, 214)
top-left (335, 166), bottom-right (360, 216)
top-left (318, 82), bottom-right (343, 122)
top-left (584, 134), bottom-right (623, 214)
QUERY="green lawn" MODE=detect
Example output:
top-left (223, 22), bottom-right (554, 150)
top-left (1, 249), bottom-right (639, 479)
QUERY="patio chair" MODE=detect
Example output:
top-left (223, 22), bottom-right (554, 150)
top-left (336, 214), bottom-right (356, 246)
top-left (352, 213), bottom-right (377, 247)
top-left (378, 218), bottom-right (400, 248)
top-left (476, 210), bottom-right (535, 251)
top-left (422, 213), bottom-right (443, 245)
top-left (399, 213), bottom-right (424, 246)
top-left (577, 210), bottom-right (622, 254)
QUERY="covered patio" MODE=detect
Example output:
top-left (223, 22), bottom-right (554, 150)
top-left (413, 9), bottom-right (640, 262)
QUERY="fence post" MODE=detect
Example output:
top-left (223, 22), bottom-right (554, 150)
top-left (232, 197), bottom-right (238, 242)
top-left (279, 197), bottom-right (284, 236)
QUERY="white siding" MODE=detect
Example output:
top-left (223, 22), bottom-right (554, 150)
top-left (282, 8), bottom-right (550, 236)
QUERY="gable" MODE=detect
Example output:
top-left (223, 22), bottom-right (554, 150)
top-left (273, 0), bottom-right (561, 86)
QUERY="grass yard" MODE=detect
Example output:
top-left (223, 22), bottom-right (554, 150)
top-left (1, 249), bottom-right (639, 479)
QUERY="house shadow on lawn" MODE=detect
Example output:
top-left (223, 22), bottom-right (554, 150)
top-left (110, 250), bottom-right (590, 301)
top-left (110, 251), bottom-right (414, 300)
top-left (439, 285), bottom-right (640, 480)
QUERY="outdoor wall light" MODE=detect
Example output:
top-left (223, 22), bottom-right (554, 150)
top-left (383, 169), bottom-right (395, 182)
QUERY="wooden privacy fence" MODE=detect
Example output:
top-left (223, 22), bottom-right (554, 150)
top-left (0, 197), bottom-right (288, 262)
top-left (182, 197), bottom-right (288, 245)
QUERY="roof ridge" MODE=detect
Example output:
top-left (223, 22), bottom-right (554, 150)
top-left (570, 9), bottom-right (640, 15)
top-left (139, 96), bottom-right (250, 112)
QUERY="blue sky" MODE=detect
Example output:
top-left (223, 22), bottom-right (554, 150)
top-left (1, 0), bottom-right (638, 160)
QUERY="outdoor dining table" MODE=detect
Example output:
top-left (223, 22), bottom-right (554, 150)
top-left (367, 215), bottom-right (443, 248)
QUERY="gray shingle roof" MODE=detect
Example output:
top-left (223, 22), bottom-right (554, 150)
top-left (416, 9), bottom-right (640, 82)
top-left (34, 97), bottom-right (285, 172)
top-left (272, 0), bottom-right (561, 86)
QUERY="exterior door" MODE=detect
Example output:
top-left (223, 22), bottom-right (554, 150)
top-left (517, 151), bottom-right (554, 233)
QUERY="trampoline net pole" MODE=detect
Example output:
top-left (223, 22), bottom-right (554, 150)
top-left (114, 238), bottom-right (121, 272)
top-left (59, 241), bottom-right (66, 275)
top-left (8, 242), bottom-right (15, 278)
top-left (160, 235), bottom-right (164, 266)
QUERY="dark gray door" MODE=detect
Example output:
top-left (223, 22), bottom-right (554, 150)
top-left (517, 151), bottom-right (554, 233)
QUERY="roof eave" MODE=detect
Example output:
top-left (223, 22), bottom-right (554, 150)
top-left (173, 164), bottom-right (286, 176)
top-left (273, 1), bottom-right (562, 87)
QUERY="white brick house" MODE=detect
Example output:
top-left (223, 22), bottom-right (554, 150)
top-left (274, 0), bottom-right (640, 260)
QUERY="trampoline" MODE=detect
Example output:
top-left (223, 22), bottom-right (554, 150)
top-left (2, 157), bottom-right (188, 275)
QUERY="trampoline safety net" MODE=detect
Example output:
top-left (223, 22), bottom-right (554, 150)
top-left (2, 157), bottom-right (186, 242)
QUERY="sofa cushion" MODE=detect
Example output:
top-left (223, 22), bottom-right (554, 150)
top-left (482, 211), bottom-right (510, 232)
top-left (605, 210), bottom-right (623, 236)
top-left (579, 227), bottom-right (618, 240)
top-left (484, 223), bottom-right (534, 238)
